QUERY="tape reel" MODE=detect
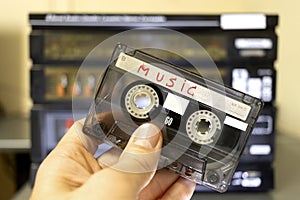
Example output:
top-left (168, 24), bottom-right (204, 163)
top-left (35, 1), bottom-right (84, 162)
top-left (124, 84), bottom-right (159, 119)
top-left (186, 110), bottom-right (221, 145)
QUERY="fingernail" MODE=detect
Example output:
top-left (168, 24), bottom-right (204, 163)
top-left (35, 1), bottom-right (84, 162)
top-left (132, 123), bottom-right (161, 149)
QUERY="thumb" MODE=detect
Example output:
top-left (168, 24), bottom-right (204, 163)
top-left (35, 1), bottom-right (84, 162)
top-left (115, 123), bottom-right (163, 174)
top-left (109, 123), bottom-right (163, 194)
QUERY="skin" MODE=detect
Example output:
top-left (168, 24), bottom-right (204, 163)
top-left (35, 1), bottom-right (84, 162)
top-left (30, 121), bottom-right (196, 200)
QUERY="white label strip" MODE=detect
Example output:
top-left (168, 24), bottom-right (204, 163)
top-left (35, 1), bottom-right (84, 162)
top-left (224, 116), bottom-right (248, 131)
top-left (221, 14), bottom-right (266, 30)
top-left (116, 53), bottom-right (251, 120)
top-left (249, 145), bottom-right (271, 155)
top-left (163, 93), bottom-right (190, 116)
top-left (235, 38), bottom-right (273, 49)
top-left (241, 178), bottom-right (262, 188)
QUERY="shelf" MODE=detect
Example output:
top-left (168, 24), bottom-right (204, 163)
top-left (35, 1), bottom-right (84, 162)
top-left (0, 117), bottom-right (31, 151)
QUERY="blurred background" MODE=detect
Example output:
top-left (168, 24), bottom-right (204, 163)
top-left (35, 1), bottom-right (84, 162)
top-left (1, 0), bottom-right (299, 139)
top-left (0, 0), bottom-right (299, 199)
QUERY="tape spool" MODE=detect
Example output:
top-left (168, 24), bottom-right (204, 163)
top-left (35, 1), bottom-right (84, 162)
top-left (186, 110), bottom-right (221, 145)
top-left (124, 84), bottom-right (159, 119)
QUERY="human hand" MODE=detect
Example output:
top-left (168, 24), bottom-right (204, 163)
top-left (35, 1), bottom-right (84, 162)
top-left (30, 120), bottom-right (196, 200)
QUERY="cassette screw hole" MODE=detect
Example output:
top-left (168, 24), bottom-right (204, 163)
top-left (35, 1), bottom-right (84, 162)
top-left (171, 162), bottom-right (179, 169)
top-left (185, 168), bottom-right (193, 176)
top-left (208, 172), bottom-right (219, 184)
top-left (195, 119), bottom-right (210, 135)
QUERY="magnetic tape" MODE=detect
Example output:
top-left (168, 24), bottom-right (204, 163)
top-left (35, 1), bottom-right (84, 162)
top-left (83, 44), bottom-right (264, 192)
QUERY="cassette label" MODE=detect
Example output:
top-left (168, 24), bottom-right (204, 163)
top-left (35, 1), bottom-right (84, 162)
top-left (224, 116), bottom-right (248, 131)
top-left (83, 44), bottom-right (263, 192)
top-left (163, 93), bottom-right (190, 116)
top-left (116, 52), bottom-right (251, 120)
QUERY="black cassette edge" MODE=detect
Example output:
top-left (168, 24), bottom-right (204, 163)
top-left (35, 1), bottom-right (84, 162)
top-left (83, 43), bottom-right (263, 192)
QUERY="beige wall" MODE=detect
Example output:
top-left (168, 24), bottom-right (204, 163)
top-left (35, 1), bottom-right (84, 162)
top-left (0, 0), bottom-right (299, 138)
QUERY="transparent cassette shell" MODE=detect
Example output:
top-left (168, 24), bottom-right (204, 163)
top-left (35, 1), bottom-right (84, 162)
top-left (83, 43), bottom-right (263, 192)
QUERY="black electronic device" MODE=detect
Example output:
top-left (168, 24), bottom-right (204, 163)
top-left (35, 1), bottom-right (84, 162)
top-left (30, 14), bottom-right (278, 64)
top-left (29, 13), bottom-right (278, 192)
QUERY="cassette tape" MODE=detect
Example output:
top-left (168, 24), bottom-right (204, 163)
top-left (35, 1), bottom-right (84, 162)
top-left (83, 44), bottom-right (263, 192)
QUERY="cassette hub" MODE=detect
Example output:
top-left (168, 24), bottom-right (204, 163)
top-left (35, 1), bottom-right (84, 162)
top-left (125, 84), bottom-right (159, 119)
top-left (186, 110), bottom-right (221, 145)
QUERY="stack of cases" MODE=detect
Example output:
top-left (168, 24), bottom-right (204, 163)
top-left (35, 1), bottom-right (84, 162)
top-left (29, 14), bottom-right (278, 191)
